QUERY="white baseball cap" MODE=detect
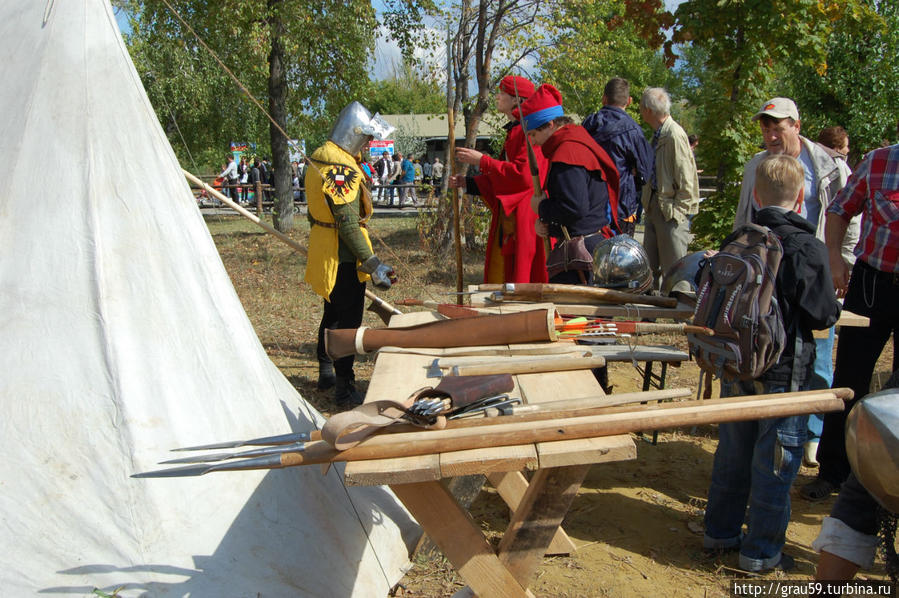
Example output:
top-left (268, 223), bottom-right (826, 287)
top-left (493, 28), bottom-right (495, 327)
top-left (752, 97), bottom-right (800, 121)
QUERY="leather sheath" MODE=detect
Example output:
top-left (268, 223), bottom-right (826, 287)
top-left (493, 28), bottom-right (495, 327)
top-left (320, 374), bottom-right (514, 450)
top-left (430, 374), bottom-right (514, 408)
top-left (325, 307), bottom-right (557, 359)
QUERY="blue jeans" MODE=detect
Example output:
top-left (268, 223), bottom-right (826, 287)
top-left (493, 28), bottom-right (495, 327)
top-left (704, 379), bottom-right (808, 571)
top-left (807, 328), bottom-right (835, 440)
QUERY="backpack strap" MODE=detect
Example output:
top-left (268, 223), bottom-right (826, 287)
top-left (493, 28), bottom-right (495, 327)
top-left (770, 222), bottom-right (809, 393)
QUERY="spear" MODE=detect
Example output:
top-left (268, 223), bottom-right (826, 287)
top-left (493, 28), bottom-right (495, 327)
top-left (132, 388), bottom-right (852, 477)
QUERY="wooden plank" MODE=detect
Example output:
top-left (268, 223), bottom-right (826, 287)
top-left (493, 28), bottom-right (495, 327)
top-left (343, 454), bottom-right (440, 486)
top-left (838, 310), bottom-right (869, 328)
top-left (486, 471), bottom-right (577, 556)
top-left (432, 344), bottom-right (688, 367)
top-left (536, 435), bottom-right (635, 468)
top-left (517, 360), bottom-right (605, 465)
top-left (440, 444), bottom-right (538, 478)
top-left (391, 481), bottom-right (534, 598)
top-left (815, 310), bottom-right (869, 337)
top-left (466, 294), bottom-right (694, 320)
top-left (549, 302), bottom-right (694, 320)
top-left (413, 475), bottom-right (487, 559)
top-left (496, 465), bottom-right (591, 586)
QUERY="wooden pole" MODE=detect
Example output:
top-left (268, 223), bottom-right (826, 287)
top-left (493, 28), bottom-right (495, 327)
top-left (446, 22), bottom-right (463, 303)
top-left (216, 389), bottom-right (848, 470)
top-left (479, 282), bottom-right (679, 308)
top-left (184, 169), bottom-right (401, 319)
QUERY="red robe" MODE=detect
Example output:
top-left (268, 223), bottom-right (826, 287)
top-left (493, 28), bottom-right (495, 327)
top-left (474, 122), bottom-right (549, 283)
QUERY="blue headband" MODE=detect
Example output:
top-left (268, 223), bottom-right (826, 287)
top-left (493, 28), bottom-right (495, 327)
top-left (522, 105), bottom-right (564, 131)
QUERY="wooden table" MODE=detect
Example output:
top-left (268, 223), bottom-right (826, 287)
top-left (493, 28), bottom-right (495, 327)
top-left (343, 311), bottom-right (636, 598)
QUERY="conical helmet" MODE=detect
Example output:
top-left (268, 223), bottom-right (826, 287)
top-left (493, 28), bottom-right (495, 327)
top-left (591, 235), bottom-right (652, 293)
top-left (329, 102), bottom-right (395, 156)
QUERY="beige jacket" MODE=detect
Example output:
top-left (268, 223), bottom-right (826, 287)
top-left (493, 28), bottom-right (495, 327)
top-left (641, 116), bottom-right (700, 224)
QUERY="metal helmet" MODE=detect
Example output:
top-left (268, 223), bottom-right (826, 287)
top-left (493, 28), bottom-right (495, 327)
top-left (846, 379), bottom-right (899, 512)
top-left (661, 251), bottom-right (706, 297)
top-left (328, 102), bottom-right (395, 156)
top-left (591, 235), bottom-right (652, 293)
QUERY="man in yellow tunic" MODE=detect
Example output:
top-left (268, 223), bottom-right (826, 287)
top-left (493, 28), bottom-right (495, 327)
top-left (305, 102), bottom-right (396, 409)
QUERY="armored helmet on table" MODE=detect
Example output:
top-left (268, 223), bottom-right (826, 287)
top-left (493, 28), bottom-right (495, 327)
top-left (591, 235), bottom-right (652, 294)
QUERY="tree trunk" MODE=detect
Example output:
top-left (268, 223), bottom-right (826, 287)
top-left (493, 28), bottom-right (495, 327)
top-left (268, 2), bottom-right (293, 232)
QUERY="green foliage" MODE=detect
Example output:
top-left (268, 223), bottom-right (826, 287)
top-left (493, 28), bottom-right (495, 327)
top-left (364, 61), bottom-right (447, 115)
top-left (115, 0), bottom-right (377, 172)
top-left (690, 186), bottom-right (739, 251)
top-left (781, 0), bottom-right (899, 157)
top-left (541, 0), bottom-right (678, 117)
top-left (663, 0), bottom-right (874, 217)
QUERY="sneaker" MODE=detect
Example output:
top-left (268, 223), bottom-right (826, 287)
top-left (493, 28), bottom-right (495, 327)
top-left (803, 440), bottom-right (819, 467)
top-left (739, 552), bottom-right (794, 574)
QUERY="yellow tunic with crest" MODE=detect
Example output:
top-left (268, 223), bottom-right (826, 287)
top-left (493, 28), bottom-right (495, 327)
top-left (304, 141), bottom-right (374, 299)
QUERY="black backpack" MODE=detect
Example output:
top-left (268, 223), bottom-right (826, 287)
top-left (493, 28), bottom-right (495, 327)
top-left (688, 223), bottom-right (787, 381)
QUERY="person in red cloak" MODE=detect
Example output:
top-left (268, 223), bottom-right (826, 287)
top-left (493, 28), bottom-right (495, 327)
top-left (448, 75), bottom-right (549, 283)
top-left (520, 83), bottom-right (621, 285)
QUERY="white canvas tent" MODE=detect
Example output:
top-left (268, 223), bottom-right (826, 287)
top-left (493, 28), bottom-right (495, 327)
top-left (0, 2), bottom-right (417, 596)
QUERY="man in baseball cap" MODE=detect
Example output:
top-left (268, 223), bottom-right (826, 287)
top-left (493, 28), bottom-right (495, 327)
top-left (732, 95), bottom-right (860, 506)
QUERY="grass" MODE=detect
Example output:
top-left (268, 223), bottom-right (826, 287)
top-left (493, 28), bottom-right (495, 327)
top-left (203, 210), bottom-right (486, 415)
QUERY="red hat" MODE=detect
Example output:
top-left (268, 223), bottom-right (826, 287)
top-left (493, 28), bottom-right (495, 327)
top-left (520, 84), bottom-right (564, 131)
top-left (499, 75), bottom-right (535, 99)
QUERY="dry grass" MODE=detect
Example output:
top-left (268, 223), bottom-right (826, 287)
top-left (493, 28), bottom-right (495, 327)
top-left (207, 211), bottom-right (896, 597)
top-left (203, 209), bottom-right (485, 415)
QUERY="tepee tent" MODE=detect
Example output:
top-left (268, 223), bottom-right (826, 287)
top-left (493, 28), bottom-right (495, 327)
top-left (0, 2), bottom-right (417, 596)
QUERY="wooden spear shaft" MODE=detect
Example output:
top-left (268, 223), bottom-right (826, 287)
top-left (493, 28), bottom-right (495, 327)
top-left (480, 282), bottom-right (679, 308)
top-left (222, 389), bottom-right (847, 469)
top-left (183, 169), bottom-right (401, 319)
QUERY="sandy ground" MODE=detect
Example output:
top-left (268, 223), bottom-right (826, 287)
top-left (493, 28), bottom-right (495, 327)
top-left (393, 338), bottom-right (896, 597)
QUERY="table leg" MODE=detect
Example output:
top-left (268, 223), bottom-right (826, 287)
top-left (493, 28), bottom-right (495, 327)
top-left (486, 471), bottom-right (577, 555)
top-left (496, 464), bottom-right (591, 586)
top-left (391, 480), bottom-right (535, 598)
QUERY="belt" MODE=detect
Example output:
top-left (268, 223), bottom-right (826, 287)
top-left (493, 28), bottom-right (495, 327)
top-left (308, 214), bottom-right (366, 229)
top-left (858, 259), bottom-right (899, 285)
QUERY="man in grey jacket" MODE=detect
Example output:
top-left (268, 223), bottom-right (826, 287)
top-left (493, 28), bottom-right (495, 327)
top-left (639, 87), bottom-right (700, 289)
top-left (733, 98), bottom-right (859, 495)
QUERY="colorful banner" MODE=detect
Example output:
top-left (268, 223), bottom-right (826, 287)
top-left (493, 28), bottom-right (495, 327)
top-left (369, 139), bottom-right (395, 157)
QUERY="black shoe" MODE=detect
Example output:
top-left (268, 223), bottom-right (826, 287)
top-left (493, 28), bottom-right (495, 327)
top-left (335, 376), bottom-right (364, 410)
top-left (317, 360), bottom-right (336, 390)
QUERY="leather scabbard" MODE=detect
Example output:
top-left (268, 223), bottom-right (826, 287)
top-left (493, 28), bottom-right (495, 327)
top-left (325, 307), bottom-right (557, 359)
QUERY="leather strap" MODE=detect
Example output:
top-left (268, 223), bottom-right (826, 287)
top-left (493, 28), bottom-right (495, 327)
top-left (354, 326), bottom-right (370, 355)
top-left (321, 388), bottom-right (447, 450)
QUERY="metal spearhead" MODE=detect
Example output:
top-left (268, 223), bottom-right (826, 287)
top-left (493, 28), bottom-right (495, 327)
top-left (171, 431), bottom-right (310, 452)
top-left (159, 442), bottom-right (306, 464)
top-left (132, 454), bottom-right (288, 479)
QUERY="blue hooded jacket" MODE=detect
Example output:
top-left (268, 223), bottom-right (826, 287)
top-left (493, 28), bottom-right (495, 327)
top-left (582, 105), bottom-right (654, 220)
